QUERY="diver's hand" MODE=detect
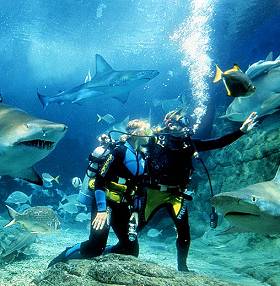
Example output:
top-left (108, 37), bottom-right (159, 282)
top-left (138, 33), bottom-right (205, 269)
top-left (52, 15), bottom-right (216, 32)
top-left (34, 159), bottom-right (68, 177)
top-left (92, 211), bottom-right (108, 230)
top-left (240, 112), bottom-right (258, 133)
top-left (130, 212), bottom-right (139, 225)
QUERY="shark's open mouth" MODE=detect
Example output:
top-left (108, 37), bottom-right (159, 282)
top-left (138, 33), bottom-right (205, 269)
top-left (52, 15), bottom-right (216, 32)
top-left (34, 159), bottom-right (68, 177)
top-left (225, 211), bottom-right (260, 217)
top-left (16, 139), bottom-right (55, 150)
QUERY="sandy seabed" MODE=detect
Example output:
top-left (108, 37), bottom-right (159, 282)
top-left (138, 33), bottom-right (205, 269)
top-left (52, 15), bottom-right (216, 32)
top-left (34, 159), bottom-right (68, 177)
top-left (1, 225), bottom-right (279, 286)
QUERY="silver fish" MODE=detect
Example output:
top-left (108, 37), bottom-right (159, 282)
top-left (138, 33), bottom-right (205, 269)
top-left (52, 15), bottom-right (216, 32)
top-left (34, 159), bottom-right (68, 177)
top-left (4, 205), bottom-right (61, 234)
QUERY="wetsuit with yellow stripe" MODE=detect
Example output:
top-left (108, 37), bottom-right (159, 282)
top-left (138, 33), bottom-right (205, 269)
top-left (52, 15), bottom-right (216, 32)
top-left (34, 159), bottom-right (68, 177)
top-left (141, 129), bottom-right (245, 271)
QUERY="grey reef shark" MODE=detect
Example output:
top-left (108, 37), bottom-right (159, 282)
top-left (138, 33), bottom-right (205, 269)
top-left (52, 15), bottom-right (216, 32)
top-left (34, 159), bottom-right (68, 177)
top-left (0, 104), bottom-right (67, 185)
top-left (212, 165), bottom-right (280, 234)
top-left (37, 54), bottom-right (159, 108)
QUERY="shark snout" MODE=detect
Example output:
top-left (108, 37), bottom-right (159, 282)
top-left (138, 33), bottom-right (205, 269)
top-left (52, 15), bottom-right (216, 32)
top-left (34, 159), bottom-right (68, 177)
top-left (39, 122), bottom-right (68, 141)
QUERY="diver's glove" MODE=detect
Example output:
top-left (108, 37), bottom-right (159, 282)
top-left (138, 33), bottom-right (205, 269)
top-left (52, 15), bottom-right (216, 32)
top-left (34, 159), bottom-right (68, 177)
top-left (240, 112), bottom-right (258, 133)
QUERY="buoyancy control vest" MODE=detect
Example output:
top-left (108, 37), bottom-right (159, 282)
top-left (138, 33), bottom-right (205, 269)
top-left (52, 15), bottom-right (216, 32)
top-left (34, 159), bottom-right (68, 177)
top-left (78, 145), bottom-right (110, 206)
top-left (145, 132), bottom-right (195, 188)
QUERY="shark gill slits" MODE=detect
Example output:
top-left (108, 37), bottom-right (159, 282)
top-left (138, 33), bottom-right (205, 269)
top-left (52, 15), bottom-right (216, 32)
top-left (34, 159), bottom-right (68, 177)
top-left (18, 139), bottom-right (54, 150)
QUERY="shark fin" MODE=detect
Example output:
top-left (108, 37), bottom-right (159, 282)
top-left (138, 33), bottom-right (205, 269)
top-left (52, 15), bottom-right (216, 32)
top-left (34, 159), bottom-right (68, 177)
top-left (113, 93), bottom-right (129, 104)
top-left (275, 54), bottom-right (280, 61)
top-left (213, 65), bottom-right (223, 83)
top-left (37, 89), bottom-right (49, 109)
top-left (11, 167), bottom-right (43, 186)
top-left (4, 205), bottom-right (19, 228)
top-left (273, 165), bottom-right (280, 184)
top-left (95, 54), bottom-right (113, 75)
top-left (266, 51), bottom-right (273, 61)
top-left (232, 64), bottom-right (241, 71)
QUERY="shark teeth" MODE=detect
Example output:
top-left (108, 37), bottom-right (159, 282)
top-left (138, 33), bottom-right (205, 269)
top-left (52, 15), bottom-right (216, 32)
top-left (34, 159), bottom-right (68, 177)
top-left (17, 139), bottom-right (55, 150)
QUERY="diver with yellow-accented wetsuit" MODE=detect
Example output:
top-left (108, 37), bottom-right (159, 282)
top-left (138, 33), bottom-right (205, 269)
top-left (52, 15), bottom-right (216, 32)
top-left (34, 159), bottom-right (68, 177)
top-left (48, 119), bottom-right (151, 267)
top-left (138, 109), bottom-right (258, 272)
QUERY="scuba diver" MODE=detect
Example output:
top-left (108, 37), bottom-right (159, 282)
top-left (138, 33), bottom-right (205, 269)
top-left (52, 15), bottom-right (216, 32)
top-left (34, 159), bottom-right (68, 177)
top-left (48, 119), bottom-right (151, 267)
top-left (139, 109), bottom-right (258, 272)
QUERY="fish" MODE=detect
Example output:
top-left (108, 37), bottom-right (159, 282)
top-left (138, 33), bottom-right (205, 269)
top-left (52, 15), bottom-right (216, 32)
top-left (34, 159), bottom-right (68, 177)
top-left (37, 54), bottom-right (159, 108)
top-left (0, 104), bottom-right (67, 185)
top-left (72, 177), bottom-right (82, 188)
top-left (4, 205), bottom-right (61, 234)
top-left (97, 113), bottom-right (116, 124)
top-left (5, 191), bottom-right (32, 205)
top-left (245, 51), bottom-right (280, 80)
top-left (213, 64), bottom-right (256, 97)
top-left (222, 53), bottom-right (280, 121)
top-left (61, 194), bottom-right (79, 204)
top-left (0, 226), bottom-right (36, 263)
top-left (147, 228), bottom-right (163, 238)
top-left (211, 165), bottom-right (280, 234)
top-left (75, 212), bottom-right (91, 222)
top-left (58, 202), bottom-right (79, 215)
top-left (42, 173), bottom-right (60, 184)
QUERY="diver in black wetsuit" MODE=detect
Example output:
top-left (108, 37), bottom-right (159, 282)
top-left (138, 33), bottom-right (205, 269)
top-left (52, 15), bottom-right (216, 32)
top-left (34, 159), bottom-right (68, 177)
top-left (139, 110), bottom-right (258, 272)
top-left (48, 119), bottom-right (151, 267)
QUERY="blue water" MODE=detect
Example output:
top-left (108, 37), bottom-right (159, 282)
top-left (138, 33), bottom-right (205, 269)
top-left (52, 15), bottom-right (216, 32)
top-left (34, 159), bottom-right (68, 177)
top-left (1, 1), bottom-right (280, 284)
top-left (0, 0), bottom-right (279, 201)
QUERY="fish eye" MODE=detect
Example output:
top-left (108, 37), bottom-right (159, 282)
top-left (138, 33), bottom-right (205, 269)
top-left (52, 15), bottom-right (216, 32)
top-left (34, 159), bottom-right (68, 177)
top-left (251, 196), bottom-right (257, 203)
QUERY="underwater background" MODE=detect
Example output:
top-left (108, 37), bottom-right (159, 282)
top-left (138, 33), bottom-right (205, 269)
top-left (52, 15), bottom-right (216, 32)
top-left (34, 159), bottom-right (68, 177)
top-left (1, 1), bottom-right (280, 285)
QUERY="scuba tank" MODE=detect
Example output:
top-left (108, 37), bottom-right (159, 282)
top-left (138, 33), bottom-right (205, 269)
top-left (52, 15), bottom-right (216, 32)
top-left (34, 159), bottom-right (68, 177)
top-left (78, 136), bottom-right (111, 206)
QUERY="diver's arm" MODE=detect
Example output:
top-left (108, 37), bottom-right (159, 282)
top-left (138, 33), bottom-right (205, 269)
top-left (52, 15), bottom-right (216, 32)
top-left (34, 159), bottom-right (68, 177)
top-left (92, 149), bottom-right (120, 229)
top-left (193, 129), bottom-right (244, 152)
top-left (194, 112), bottom-right (257, 152)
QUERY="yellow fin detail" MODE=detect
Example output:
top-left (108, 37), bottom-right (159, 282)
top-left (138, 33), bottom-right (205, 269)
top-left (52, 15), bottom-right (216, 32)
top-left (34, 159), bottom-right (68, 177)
top-left (222, 78), bottom-right (232, 96)
top-left (213, 65), bottom-right (223, 83)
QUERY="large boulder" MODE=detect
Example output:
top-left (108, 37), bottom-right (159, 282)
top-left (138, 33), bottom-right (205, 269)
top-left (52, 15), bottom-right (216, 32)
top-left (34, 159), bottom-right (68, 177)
top-left (31, 254), bottom-right (240, 286)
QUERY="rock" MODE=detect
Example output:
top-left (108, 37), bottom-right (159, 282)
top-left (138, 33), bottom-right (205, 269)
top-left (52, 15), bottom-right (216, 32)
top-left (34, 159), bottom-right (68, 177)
top-left (31, 254), bottom-right (240, 286)
top-left (235, 261), bottom-right (280, 286)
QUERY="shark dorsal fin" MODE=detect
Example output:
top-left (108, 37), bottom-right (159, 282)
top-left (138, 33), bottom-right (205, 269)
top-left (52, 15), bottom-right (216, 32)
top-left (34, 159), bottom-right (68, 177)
top-left (95, 54), bottom-right (113, 75)
top-left (273, 165), bottom-right (280, 183)
top-left (266, 51), bottom-right (273, 61)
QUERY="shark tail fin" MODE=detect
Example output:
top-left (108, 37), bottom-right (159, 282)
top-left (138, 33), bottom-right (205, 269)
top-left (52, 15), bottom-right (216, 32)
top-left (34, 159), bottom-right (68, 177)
top-left (213, 65), bottom-right (223, 83)
top-left (273, 165), bottom-right (280, 183)
top-left (4, 205), bottom-right (19, 228)
top-left (97, 113), bottom-right (102, 122)
top-left (37, 89), bottom-right (49, 109)
top-left (54, 176), bottom-right (60, 184)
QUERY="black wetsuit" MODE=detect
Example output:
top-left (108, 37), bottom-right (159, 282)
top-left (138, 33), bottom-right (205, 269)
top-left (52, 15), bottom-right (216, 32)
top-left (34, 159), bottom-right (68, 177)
top-left (140, 129), bottom-right (244, 271)
top-left (48, 141), bottom-right (144, 267)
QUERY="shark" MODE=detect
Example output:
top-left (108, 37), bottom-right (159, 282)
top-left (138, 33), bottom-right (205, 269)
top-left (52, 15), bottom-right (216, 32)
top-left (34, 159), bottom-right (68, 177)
top-left (0, 104), bottom-right (67, 185)
top-left (222, 52), bottom-right (280, 122)
top-left (211, 165), bottom-right (280, 234)
top-left (37, 54), bottom-right (159, 108)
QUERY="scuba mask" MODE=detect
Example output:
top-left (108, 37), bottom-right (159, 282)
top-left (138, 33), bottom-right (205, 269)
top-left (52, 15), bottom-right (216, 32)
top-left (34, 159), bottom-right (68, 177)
top-left (164, 109), bottom-right (188, 130)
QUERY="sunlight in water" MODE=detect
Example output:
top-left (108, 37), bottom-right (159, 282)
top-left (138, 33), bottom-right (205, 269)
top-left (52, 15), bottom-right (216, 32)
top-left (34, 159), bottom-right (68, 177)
top-left (170, 0), bottom-right (215, 132)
